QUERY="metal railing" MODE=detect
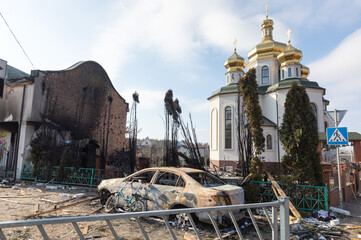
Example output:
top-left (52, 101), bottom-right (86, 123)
top-left (21, 164), bottom-right (106, 187)
top-left (250, 180), bottom-right (328, 211)
top-left (0, 197), bottom-right (290, 240)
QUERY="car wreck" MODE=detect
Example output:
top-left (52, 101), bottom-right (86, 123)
top-left (97, 167), bottom-right (245, 224)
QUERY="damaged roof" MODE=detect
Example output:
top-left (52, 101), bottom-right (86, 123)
top-left (6, 65), bottom-right (30, 81)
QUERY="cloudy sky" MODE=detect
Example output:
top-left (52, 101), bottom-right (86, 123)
top-left (1, 0), bottom-right (361, 143)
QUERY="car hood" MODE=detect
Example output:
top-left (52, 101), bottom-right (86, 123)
top-left (97, 178), bottom-right (125, 193)
top-left (209, 184), bottom-right (245, 204)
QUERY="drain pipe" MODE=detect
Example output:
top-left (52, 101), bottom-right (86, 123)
top-left (13, 84), bottom-right (26, 181)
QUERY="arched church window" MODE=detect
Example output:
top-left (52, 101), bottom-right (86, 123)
top-left (266, 134), bottom-right (272, 150)
top-left (296, 68), bottom-right (299, 77)
top-left (310, 103), bottom-right (317, 119)
top-left (261, 66), bottom-right (269, 85)
top-left (225, 106), bottom-right (232, 149)
top-left (288, 68), bottom-right (292, 78)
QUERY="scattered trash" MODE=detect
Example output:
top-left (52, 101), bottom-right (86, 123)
top-left (74, 193), bottom-right (86, 198)
top-left (329, 206), bottom-right (350, 216)
top-left (69, 187), bottom-right (78, 190)
top-left (1, 179), bottom-right (9, 185)
top-left (45, 185), bottom-right (58, 190)
top-left (12, 186), bottom-right (20, 190)
top-left (329, 219), bottom-right (340, 226)
top-left (311, 209), bottom-right (336, 221)
top-left (59, 193), bottom-right (70, 197)
top-left (36, 183), bottom-right (44, 186)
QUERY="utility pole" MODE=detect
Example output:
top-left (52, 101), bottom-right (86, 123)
top-left (334, 110), bottom-right (343, 208)
top-left (326, 109), bottom-right (347, 209)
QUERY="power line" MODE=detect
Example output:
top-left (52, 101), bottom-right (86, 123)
top-left (0, 12), bottom-right (36, 69)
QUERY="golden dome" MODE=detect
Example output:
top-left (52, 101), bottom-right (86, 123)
top-left (248, 40), bottom-right (287, 63)
top-left (224, 50), bottom-right (246, 73)
top-left (301, 64), bottom-right (310, 80)
top-left (247, 18), bottom-right (287, 63)
top-left (277, 44), bottom-right (303, 67)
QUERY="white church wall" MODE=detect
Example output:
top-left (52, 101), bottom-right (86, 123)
top-left (249, 58), bottom-right (280, 86)
top-left (260, 93), bottom-right (278, 125)
top-left (306, 88), bottom-right (325, 132)
top-left (261, 127), bottom-right (278, 162)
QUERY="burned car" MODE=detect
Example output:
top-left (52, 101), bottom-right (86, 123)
top-left (98, 167), bottom-right (245, 224)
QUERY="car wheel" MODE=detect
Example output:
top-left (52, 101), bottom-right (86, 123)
top-left (100, 190), bottom-right (111, 205)
top-left (105, 195), bottom-right (117, 213)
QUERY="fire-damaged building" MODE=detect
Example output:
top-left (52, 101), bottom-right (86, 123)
top-left (0, 59), bottom-right (128, 180)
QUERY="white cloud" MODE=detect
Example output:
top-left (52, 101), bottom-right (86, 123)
top-left (119, 88), bottom-right (165, 110)
top-left (90, 0), bottom-right (274, 79)
top-left (309, 28), bottom-right (361, 131)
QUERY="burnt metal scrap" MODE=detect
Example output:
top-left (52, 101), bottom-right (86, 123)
top-left (97, 167), bottom-right (245, 225)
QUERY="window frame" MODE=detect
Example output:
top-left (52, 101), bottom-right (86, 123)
top-left (266, 134), bottom-right (273, 150)
top-left (224, 106), bottom-right (232, 149)
top-left (261, 66), bottom-right (270, 85)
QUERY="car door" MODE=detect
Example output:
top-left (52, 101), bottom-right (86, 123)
top-left (147, 171), bottom-right (186, 210)
top-left (118, 170), bottom-right (156, 209)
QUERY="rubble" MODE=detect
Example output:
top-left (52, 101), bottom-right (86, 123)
top-left (329, 206), bottom-right (351, 216)
top-left (74, 193), bottom-right (87, 198)
top-left (291, 210), bottom-right (351, 240)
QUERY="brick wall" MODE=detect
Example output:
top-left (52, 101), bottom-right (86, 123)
top-left (354, 140), bottom-right (361, 162)
top-left (322, 162), bottom-right (361, 207)
top-left (40, 61), bottom-right (128, 168)
top-left (210, 159), bottom-right (237, 171)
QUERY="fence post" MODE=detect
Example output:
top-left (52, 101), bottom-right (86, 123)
top-left (324, 183), bottom-right (328, 211)
top-left (279, 196), bottom-right (290, 240)
top-left (90, 169), bottom-right (94, 187)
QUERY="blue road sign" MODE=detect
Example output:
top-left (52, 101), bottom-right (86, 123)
top-left (327, 127), bottom-right (348, 145)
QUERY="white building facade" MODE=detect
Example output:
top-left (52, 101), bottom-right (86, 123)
top-left (208, 15), bottom-right (333, 171)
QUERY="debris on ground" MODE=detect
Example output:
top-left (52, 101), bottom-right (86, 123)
top-left (291, 211), bottom-right (352, 240)
top-left (311, 209), bottom-right (337, 221)
top-left (330, 206), bottom-right (351, 216)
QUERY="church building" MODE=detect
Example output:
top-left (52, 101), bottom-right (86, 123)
top-left (208, 10), bottom-right (333, 171)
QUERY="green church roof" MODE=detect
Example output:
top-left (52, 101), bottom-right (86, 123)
top-left (208, 78), bottom-right (324, 99)
top-left (265, 78), bottom-right (324, 93)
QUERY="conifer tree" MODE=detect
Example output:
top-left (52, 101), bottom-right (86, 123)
top-left (238, 68), bottom-right (265, 176)
top-left (280, 82), bottom-right (323, 185)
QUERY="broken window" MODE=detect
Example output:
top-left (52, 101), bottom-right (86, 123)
top-left (154, 171), bottom-right (185, 187)
top-left (188, 172), bottom-right (225, 187)
top-left (127, 170), bottom-right (156, 183)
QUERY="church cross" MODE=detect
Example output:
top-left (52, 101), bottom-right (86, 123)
top-left (265, 4), bottom-right (269, 19)
top-left (287, 29), bottom-right (292, 43)
top-left (233, 38), bottom-right (238, 52)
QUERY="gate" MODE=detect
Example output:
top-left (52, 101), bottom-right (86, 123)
top-left (21, 164), bottom-right (106, 187)
top-left (0, 149), bottom-right (16, 179)
top-left (0, 197), bottom-right (291, 240)
top-left (250, 181), bottom-right (328, 211)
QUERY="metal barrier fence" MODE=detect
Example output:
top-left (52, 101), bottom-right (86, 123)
top-left (21, 164), bottom-right (106, 187)
top-left (0, 197), bottom-right (290, 240)
top-left (250, 180), bottom-right (328, 211)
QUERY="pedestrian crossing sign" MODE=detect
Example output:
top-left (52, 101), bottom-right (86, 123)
top-left (327, 127), bottom-right (348, 145)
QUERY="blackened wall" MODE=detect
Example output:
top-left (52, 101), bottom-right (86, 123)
top-left (40, 61), bottom-right (128, 168)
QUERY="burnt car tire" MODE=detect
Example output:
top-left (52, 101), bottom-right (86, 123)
top-left (105, 195), bottom-right (117, 213)
top-left (130, 200), bottom-right (146, 212)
